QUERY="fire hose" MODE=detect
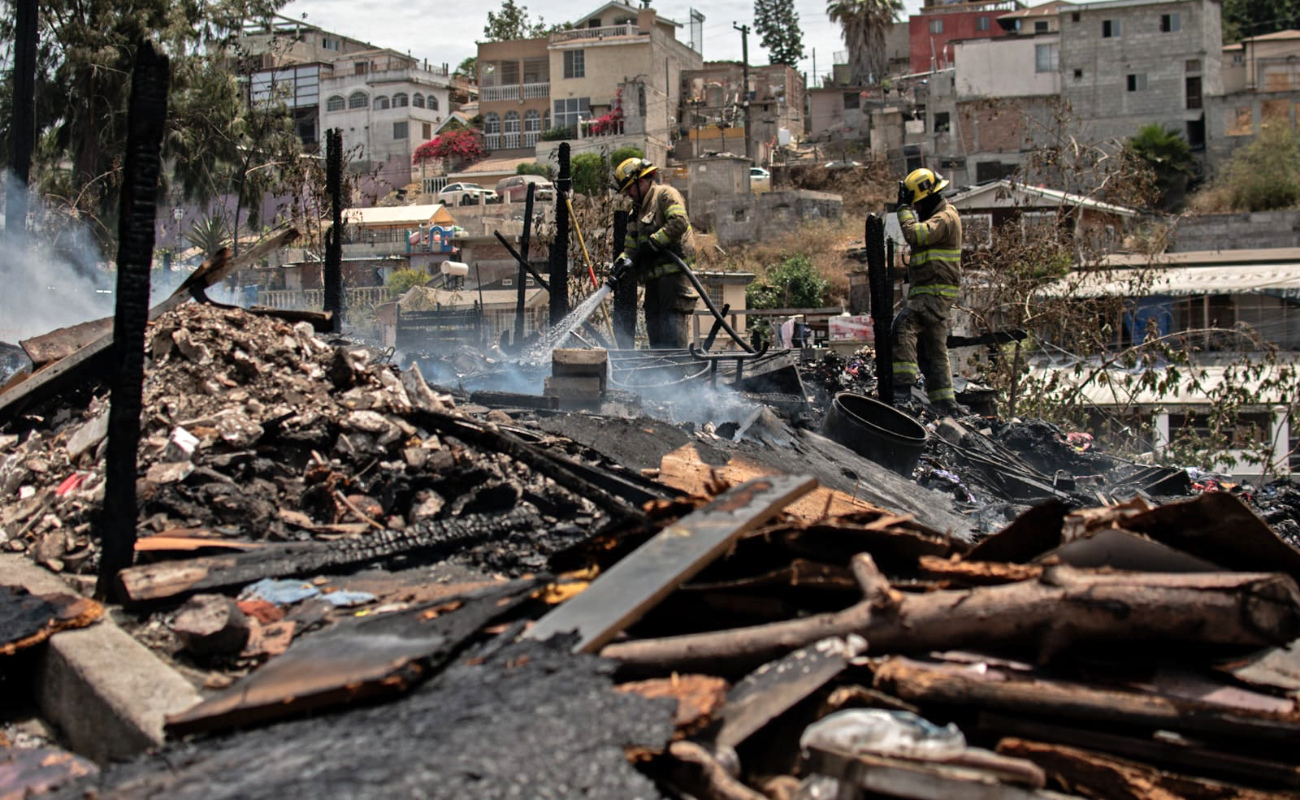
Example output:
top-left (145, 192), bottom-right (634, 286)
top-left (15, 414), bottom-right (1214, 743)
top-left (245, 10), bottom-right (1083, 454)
top-left (607, 249), bottom-right (755, 354)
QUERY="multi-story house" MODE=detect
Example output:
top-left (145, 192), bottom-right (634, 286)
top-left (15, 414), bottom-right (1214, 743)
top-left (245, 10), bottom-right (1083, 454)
top-left (319, 50), bottom-right (455, 192)
top-left (1059, 0), bottom-right (1222, 151)
top-left (911, 0), bottom-right (1023, 73)
top-left (1208, 30), bottom-right (1300, 168)
top-left (680, 63), bottom-right (805, 161)
top-left (476, 2), bottom-right (703, 168)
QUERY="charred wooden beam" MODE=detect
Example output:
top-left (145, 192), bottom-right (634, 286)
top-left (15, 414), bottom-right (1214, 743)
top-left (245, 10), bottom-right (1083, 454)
top-left (494, 231), bottom-right (550, 291)
top-left (323, 128), bottom-right (343, 332)
top-left (116, 508), bottom-right (543, 603)
top-left (601, 560), bottom-right (1300, 673)
top-left (515, 181), bottom-right (535, 344)
top-left (550, 142), bottom-right (571, 325)
top-left (97, 40), bottom-right (168, 598)
top-left (4, 0), bottom-right (37, 242)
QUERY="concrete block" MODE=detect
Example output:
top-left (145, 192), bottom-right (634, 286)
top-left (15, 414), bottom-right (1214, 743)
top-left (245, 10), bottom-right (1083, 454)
top-left (553, 348), bottom-right (608, 391)
top-left (0, 555), bottom-right (201, 763)
top-left (544, 376), bottom-right (603, 399)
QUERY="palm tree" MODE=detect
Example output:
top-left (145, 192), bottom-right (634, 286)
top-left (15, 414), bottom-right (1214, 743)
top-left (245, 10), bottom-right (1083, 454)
top-left (826, 0), bottom-right (904, 86)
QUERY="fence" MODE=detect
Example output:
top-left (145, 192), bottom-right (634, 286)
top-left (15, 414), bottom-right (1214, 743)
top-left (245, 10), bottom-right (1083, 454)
top-left (257, 286), bottom-right (395, 313)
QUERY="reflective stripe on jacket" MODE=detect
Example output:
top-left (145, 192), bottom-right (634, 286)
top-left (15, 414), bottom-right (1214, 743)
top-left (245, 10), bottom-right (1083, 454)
top-left (897, 198), bottom-right (962, 298)
top-left (617, 183), bottom-right (696, 282)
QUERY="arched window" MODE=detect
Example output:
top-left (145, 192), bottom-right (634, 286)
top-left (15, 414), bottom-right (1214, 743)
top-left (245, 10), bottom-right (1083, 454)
top-left (326, 95), bottom-right (345, 112)
top-left (412, 94), bottom-right (424, 108)
top-left (393, 93), bottom-right (409, 107)
top-left (504, 111), bottom-right (521, 133)
top-left (348, 91), bottom-right (368, 109)
top-left (543, 111), bottom-right (551, 130)
top-left (428, 95), bottom-right (439, 111)
top-left (524, 109), bottom-right (542, 132)
top-left (374, 95), bottom-right (390, 110)
top-left (484, 113), bottom-right (500, 134)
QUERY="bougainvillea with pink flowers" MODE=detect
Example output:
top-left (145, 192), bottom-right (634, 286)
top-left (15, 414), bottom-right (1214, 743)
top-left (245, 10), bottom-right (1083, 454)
top-left (412, 128), bottom-right (484, 166)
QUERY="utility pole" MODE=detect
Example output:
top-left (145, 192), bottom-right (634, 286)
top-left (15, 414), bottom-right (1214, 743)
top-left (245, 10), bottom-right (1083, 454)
top-left (733, 22), bottom-right (752, 160)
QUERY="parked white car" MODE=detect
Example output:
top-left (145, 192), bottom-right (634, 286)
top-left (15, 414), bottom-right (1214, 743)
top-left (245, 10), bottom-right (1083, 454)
top-left (438, 182), bottom-right (499, 206)
top-left (750, 166), bottom-right (771, 193)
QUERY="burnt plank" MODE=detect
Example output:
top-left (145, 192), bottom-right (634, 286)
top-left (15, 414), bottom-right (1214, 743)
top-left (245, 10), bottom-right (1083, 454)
top-left (525, 474), bottom-right (818, 653)
top-left (165, 579), bottom-right (539, 735)
top-left (712, 636), bottom-right (855, 748)
top-left (0, 585), bottom-right (103, 655)
top-left (117, 508), bottom-right (543, 603)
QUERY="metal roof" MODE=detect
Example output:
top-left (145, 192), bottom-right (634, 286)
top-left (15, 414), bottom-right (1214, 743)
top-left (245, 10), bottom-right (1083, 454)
top-left (948, 179), bottom-right (1138, 217)
top-left (341, 204), bottom-right (450, 227)
top-left (1030, 362), bottom-right (1295, 406)
top-left (1040, 263), bottom-right (1300, 298)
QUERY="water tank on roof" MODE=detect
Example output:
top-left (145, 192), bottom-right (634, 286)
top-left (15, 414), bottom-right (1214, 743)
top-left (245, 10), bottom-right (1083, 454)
top-left (441, 261), bottom-right (469, 277)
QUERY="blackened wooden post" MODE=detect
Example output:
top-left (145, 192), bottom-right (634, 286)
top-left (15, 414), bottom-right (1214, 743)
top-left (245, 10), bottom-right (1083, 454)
top-left (612, 209), bottom-right (637, 349)
top-left (96, 41), bottom-right (168, 599)
top-left (866, 214), bottom-right (894, 405)
top-left (514, 182), bottom-right (535, 344)
top-left (5, 0), bottom-right (37, 242)
top-left (549, 143), bottom-right (571, 326)
top-left (323, 129), bottom-right (343, 332)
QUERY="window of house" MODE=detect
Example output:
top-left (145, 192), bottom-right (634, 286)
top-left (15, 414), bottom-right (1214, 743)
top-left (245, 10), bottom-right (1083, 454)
top-left (322, 37), bottom-right (339, 51)
top-left (422, 122), bottom-right (432, 139)
top-left (326, 95), bottom-right (345, 112)
top-left (413, 94), bottom-right (425, 108)
top-left (524, 109), bottom-right (542, 132)
top-left (1102, 19), bottom-right (1121, 37)
top-left (504, 111), bottom-right (521, 133)
top-left (1074, 68), bottom-right (1084, 80)
top-left (976, 16), bottom-right (989, 31)
top-left (1071, 11), bottom-right (1080, 22)
top-left (393, 121), bottom-right (408, 139)
top-left (428, 95), bottom-right (439, 110)
top-left (552, 97), bottom-right (591, 131)
top-left (374, 95), bottom-right (390, 110)
top-left (1034, 20), bottom-right (1049, 32)
top-left (1035, 43), bottom-right (1059, 72)
top-left (348, 91), bottom-right (368, 109)
top-left (564, 50), bottom-right (585, 79)
top-left (1186, 75), bottom-right (1202, 109)
top-left (355, 61), bottom-right (369, 75)
top-left (1161, 12), bottom-right (1180, 32)
top-left (1127, 73), bottom-right (1147, 91)
top-left (1186, 58), bottom-right (1201, 72)
top-left (844, 91), bottom-right (860, 110)
top-left (934, 112), bottom-right (951, 132)
top-left (501, 61), bottom-right (520, 84)
top-left (929, 18), bottom-right (943, 34)
top-left (393, 93), bottom-right (409, 107)
top-left (1187, 115), bottom-right (1206, 149)
top-left (484, 112), bottom-right (500, 134)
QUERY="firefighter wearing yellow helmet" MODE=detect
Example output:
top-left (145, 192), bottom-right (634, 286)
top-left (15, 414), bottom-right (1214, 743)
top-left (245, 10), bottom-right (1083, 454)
top-left (893, 167), bottom-right (964, 415)
top-left (609, 157), bottom-right (699, 348)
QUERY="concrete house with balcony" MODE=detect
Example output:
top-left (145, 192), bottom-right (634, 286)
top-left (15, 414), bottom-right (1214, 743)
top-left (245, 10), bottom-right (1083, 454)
top-left (476, 2), bottom-right (703, 169)
top-left (1208, 30), bottom-right (1300, 168)
top-left (912, 0), bottom-right (1023, 74)
top-left (320, 50), bottom-right (455, 193)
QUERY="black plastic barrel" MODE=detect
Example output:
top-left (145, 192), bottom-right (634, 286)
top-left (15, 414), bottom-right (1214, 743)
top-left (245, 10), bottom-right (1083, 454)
top-left (819, 392), bottom-right (928, 476)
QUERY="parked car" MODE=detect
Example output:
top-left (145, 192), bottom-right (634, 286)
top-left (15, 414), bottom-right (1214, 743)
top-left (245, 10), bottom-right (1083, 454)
top-left (496, 174), bottom-right (556, 202)
top-left (438, 182), bottom-right (499, 206)
top-left (750, 166), bottom-right (771, 193)
top-left (824, 160), bottom-right (862, 170)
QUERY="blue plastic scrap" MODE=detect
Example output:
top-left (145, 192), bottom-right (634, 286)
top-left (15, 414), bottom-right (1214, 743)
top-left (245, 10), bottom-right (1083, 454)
top-left (241, 578), bottom-right (321, 606)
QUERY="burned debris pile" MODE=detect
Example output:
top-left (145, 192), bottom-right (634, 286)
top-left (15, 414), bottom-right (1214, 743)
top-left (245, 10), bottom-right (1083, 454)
top-left (4, 305), bottom-right (1300, 800)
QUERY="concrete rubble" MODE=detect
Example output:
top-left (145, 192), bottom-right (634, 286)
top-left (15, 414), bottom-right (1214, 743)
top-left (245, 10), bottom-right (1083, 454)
top-left (1, 301), bottom-right (1300, 800)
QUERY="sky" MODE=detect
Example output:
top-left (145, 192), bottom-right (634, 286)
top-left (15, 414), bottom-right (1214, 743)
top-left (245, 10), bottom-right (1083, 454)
top-left (281, 0), bottom-right (928, 85)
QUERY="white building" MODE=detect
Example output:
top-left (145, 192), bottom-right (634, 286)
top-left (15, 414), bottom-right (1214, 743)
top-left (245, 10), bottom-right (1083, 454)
top-left (320, 50), bottom-right (454, 192)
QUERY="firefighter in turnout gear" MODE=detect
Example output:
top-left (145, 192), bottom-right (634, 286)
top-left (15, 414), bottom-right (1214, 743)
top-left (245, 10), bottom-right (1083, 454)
top-left (893, 168), bottom-right (964, 415)
top-left (608, 157), bottom-right (699, 348)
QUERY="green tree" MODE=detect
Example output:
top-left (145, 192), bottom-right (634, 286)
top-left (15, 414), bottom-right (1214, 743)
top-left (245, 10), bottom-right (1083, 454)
top-left (746, 254), bottom-right (828, 309)
top-left (187, 209), bottom-right (232, 260)
top-left (455, 56), bottom-right (478, 79)
top-left (1126, 123), bottom-right (1195, 210)
top-left (570, 152), bottom-right (607, 196)
top-left (1222, 0), bottom-right (1299, 41)
top-left (483, 0), bottom-right (548, 40)
top-left (755, 0), bottom-right (806, 67)
top-left (517, 162), bottom-right (554, 178)
top-left (826, 0), bottom-right (903, 85)
top-left (1216, 122), bottom-right (1300, 211)
top-left (386, 268), bottom-right (432, 296)
top-left (610, 146), bottom-right (645, 167)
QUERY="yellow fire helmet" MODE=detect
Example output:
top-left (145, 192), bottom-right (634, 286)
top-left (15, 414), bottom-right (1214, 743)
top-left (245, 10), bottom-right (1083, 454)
top-left (613, 157), bottom-right (658, 193)
top-left (903, 167), bottom-right (951, 204)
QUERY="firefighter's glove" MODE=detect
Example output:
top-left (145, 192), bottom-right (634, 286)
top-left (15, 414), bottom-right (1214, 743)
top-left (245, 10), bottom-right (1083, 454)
top-left (645, 237), bottom-right (664, 254)
top-left (609, 255), bottom-right (635, 286)
top-left (896, 181), bottom-right (911, 209)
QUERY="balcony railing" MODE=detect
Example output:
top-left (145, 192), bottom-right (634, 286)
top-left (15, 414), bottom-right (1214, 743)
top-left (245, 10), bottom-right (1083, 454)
top-left (578, 118), bottom-right (625, 138)
top-left (485, 133), bottom-right (501, 149)
top-left (522, 81), bottom-right (550, 99)
top-left (502, 132), bottom-right (521, 148)
top-left (551, 24), bottom-right (638, 44)
top-left (481, 85), bottom-right (520, 102)
top-left (523, 131), bottom-right (540, 147)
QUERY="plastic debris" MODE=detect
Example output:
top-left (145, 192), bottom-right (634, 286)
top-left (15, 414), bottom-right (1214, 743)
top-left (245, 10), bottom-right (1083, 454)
top-left (799, 709), bottom-right (966, 761)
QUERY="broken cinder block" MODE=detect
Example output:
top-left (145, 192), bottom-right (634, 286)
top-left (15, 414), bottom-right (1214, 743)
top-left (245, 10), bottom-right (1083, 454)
top-left (552, 348), bottom-right (608, 393)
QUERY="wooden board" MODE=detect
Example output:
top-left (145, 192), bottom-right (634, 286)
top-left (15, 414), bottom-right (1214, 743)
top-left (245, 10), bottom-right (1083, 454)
top-left (165, 579), bottom-right (537, 736)
top-left (805, 746), bottom-right (1063, 800)
top-left (525, 474), bottom-right (818, 653)
top-left (712, 637), bottom-right (852, 748)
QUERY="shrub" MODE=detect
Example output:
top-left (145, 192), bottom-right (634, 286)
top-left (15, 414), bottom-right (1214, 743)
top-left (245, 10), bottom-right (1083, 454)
top-left (1126, 123), bottom-right (1194, 210)
top-left (745, 254), bottom-right (828, 310)
top-left (412, 129), bottom-right (484, 166)
top-left (516, 162), bottom-right (553, 178)
top-left (1192, 122), bottom-right (1300, 212)
top-left (570, 152), bottom-right (607, 196)
top-left (610, 146), bottom-right (644, 168)
top-left (541, 126), bottom-right (574, 142)
top-left (386, 268), bottom-right (432, 295)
